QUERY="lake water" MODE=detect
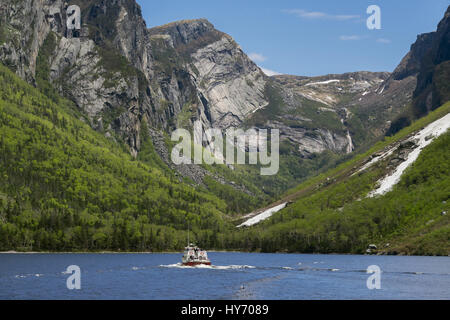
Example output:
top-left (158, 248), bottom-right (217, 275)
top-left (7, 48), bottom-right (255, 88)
top-left (0, 252), bottom-right (449, 300)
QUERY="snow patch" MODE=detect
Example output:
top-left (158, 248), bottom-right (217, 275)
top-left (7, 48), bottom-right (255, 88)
top-left (368, 113), bottom-right (450, 197)
top-left (237, 202), bottom-right (288, 227)
top-left (299, 92), bottom-right (333, 106)
top-left (305, 79), bottom-right (340, 86)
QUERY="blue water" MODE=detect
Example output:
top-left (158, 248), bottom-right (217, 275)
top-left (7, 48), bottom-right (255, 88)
top-left (0, 252), bottom-right (449, 299)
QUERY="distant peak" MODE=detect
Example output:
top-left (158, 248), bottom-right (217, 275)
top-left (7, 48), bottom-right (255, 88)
top-left (148, 18), bottom-right (227, 49)
top-left (150, 18), bottom-right (214, 31)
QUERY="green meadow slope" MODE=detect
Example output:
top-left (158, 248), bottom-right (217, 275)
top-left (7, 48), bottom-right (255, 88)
top-left (0, 63), bottom-right (235, 251)
top-left (227, 103), bottom-right (450, 256)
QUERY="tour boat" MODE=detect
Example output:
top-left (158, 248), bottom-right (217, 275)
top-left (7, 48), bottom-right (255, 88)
top-left (181, 243), bottom-right (211, 266)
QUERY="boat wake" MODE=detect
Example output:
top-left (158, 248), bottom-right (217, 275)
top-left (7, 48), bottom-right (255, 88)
top-left (159, 263), bottom-right (256, 270)
top-left (159, 263), bottom-right (342, 272)
top-left (13, 273), bottom-right (44, 279)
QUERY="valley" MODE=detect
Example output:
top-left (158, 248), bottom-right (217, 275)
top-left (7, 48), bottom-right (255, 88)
top-left (0, 1), bottom-right (448, 255)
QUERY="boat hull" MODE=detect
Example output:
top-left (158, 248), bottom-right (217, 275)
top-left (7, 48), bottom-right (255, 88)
top-left (182, 261), bottom-right (211, 266)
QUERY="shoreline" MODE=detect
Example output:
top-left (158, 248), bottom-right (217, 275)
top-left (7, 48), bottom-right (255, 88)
top-left (1, 250), bottom-right (448, 257)
top-left (0, 250), bottom-right (245, 254)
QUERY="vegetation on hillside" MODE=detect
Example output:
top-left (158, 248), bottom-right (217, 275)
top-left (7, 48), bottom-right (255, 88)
top-left (224, 104), bottom-right (450, 255)
top-left (0, 63), bottom-right (231, 251)
top-left (0, 61), bottom-right (448, 255)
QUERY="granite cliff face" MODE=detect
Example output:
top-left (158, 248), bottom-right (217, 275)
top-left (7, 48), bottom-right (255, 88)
top-left (0, 1), bottom-right (269, 156)
top-left (0, 0), bottom-right (447, 188)
top-left (0, 0), bottom-right (347, 176)
top-left (381, 5), bottom-right (450, 133)
top-left (412, 6), bottom-right (450, 117)
top-left (0, 0), bottom-right (149, 154)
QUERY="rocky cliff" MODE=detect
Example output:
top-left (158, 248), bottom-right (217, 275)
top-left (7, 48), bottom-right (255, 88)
top-left (0, 0), bottom-right (447, 190)
top-left (0, 0), bottom-right (350, 184)
top-left (383, 5), bottom-right (450, 133)
top-left (413, 5), bottom-right (450, 117)
top-left (149, 19), bottom-right (267, 129)
top-left (0, 0), bottom-right (267, 155)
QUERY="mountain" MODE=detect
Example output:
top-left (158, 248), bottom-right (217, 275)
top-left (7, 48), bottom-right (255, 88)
top-left (0, 0), bottom-right (266, 142)
top-left (386, 5), bottom-right (450, 133)
top-left (0, 0), bottom-right (416, 193)
top-left (232, 4), bottom-right (450, 254)
top-left (413, 6), bottom-right (450, 117)
top-left (230, 102), bottom-right (450, 255)
top-left (148, 19), bottom-right (267, 129)
top-left (0, 1), bottom-right (448, 253)
top-left (268, 71), bottom-right (391, 153)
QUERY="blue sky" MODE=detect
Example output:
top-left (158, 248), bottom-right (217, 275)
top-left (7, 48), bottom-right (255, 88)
top-left (137, 0), bottom-right (449, 76)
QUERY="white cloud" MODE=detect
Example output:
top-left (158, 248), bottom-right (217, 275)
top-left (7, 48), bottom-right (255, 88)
top-left (247, 53), bottom-right (281, 76)
top-left (377, 38), bottom-right (391, 44)
top-left (248, 53), bottom-right (267, 63)
top-left (285, 9), bottom-right (327, 19)
top-left (260, 67), bottom-right (282, 76)
top-left (339, 35), bottom-right (363, 41)
top-left (283, 9), bottom-right (360, 21)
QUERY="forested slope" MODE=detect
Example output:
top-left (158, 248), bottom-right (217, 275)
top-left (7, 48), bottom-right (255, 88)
top-left (0, 63), bottom-right (231, 251)
top-left (225, 104), bottom-right (450, 256)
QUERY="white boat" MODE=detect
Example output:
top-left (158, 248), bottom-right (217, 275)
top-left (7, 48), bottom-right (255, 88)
top-left (181, 243), bottom-right (211, 266)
